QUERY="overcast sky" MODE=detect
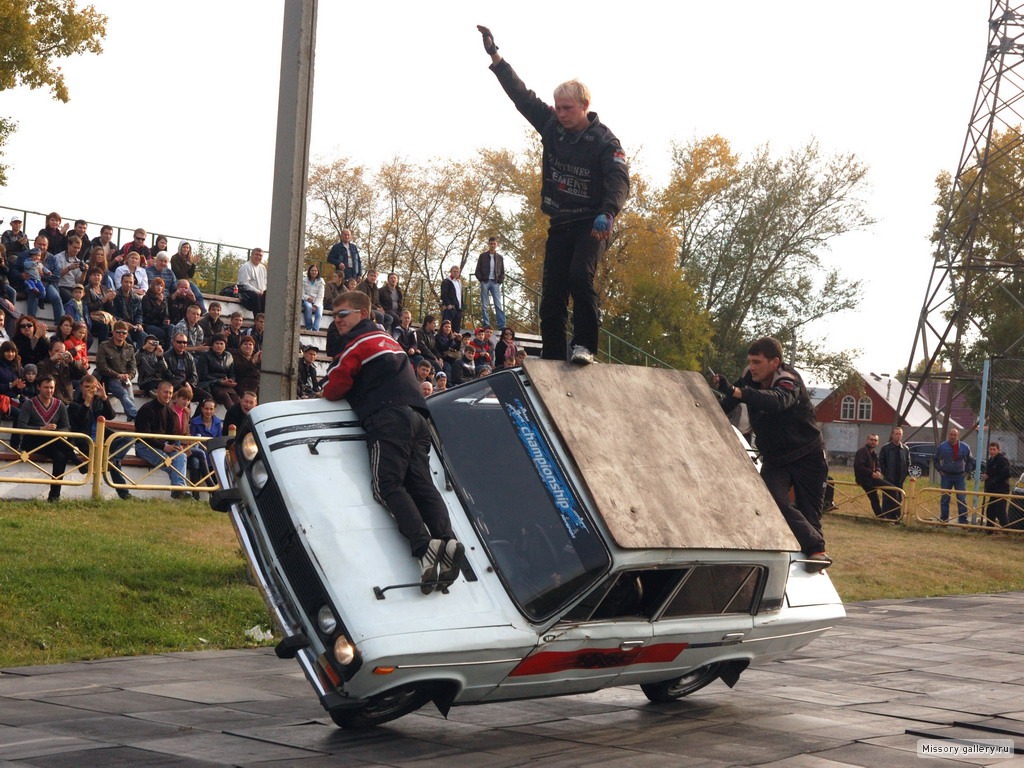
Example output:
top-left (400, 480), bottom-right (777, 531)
top-left (0, 0), bottom-right (991, 376)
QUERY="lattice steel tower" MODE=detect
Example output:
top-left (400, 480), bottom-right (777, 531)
top-left (897, 1), bottom-right (1024, 435)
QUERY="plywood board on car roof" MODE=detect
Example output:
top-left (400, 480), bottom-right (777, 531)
top-left (522, 359), bottom-right (799, 551)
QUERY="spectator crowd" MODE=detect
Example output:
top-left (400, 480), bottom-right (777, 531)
top-left (0, 213), bottom-right (527, 500)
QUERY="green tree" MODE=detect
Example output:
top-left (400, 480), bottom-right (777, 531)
top-left (0, 0), bottom-right (107, 184)
top-left (659, 136), bottom-right (872, 375)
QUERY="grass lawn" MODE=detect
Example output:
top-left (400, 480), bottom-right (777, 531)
top-left (1, 488), bottom-right (1022, 668)
top-left (0, 497), bottom-right (269, 668)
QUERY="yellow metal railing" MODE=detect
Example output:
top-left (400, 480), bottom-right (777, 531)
top-left (0, 427), bottom-right (91, 487)
top-left (0, 419), bottom-right (220, 499)
top-left (909, 486), bottom-right (1024, 532)
top-left (825, 477), bottom-right (908, 524)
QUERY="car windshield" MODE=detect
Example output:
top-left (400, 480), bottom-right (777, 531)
top-left (429, 373), bottom-right (610, 621)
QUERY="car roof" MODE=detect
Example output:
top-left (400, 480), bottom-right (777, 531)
top-left (521, 360), bottom-right (797, 552)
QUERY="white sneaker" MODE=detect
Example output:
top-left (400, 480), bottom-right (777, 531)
top-left (570, 345), bottom-right (594, 365)
top-left (418, 539), bottom-right (443, 594)
top-left (438, 539), bottom-right (464, 590)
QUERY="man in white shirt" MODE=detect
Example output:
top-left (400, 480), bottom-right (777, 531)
top-left (440, 265), bottom-right (463, 332)
top-left (237, 247), bottom-right (267, 312)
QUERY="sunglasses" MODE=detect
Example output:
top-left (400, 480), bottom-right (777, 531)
top-left (335, 309), bottom-right (359, 318)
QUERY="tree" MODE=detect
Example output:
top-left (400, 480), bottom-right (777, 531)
top-left (0, 0), bottom-right (107, 184)
top-left (659, 136), bottom-right (873, 375)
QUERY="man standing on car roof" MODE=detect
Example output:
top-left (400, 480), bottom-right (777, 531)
top-left (714, 337), bottom-right (831, 572)
top-left (323, 291), bottom-right (464, 595)
top-left (477, 25), bottom-right (629, 365)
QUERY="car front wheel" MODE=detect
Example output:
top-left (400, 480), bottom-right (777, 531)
top-left (908, 463), bottom-right (924, 478)
top-left (329, 683), bottom-right (437, 729)
top-left (640, 663), bottom-right (723, 703)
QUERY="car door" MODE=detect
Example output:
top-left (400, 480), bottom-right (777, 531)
top-left (616, 563), bottom-right (761, 688)
top-left (482, 616), bottom-right (654, 701)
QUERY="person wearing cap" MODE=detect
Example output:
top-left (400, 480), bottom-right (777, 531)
top-left (434, 370), bottom-right (448, 392)
top-left (296, 345), bottom-right (321, 399)
top-left (469, 326), bottom-right (494, 373)
top-left (1, 214), bottom-right (30, 259)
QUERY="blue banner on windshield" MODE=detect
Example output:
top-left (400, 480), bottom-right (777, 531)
top-left (505, 399), bottom-right (589, 539)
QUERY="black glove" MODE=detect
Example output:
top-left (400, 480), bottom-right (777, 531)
top-left (477, 25), bottom-right (498, 55)
top-left (715, 374), bottom-right (733, 395)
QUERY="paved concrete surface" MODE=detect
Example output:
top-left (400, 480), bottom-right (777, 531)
top-left (2, 593), bottom-right (1024, 767)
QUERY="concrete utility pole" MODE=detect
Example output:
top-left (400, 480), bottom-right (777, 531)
top-left (262, 0), bottom-right (318, 403)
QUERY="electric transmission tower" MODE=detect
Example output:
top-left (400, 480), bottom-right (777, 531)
top-left (897, 0), bottom-right (1024, 437)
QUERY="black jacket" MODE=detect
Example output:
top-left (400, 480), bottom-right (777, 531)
top-left (984, 452), bottom-right (1012, 494)
top-left (490, 58), bottom-right (630, 226)
top-left (720, 364), bottom-right (824, 467)
top-left (878, 440), bottom-right (910, 487)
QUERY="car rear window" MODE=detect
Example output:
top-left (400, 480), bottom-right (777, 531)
top-left (429, 373), bottom-right (610, 621)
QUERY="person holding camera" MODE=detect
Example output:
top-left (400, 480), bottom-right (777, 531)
top-left (48, 234), bottom-right (87, 305)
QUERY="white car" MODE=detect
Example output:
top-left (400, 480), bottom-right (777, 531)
top-left (210, 361), bottom-right (843, 728)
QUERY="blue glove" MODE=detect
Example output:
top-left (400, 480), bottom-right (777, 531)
top-left (593, 214), bottom-right (611, 233)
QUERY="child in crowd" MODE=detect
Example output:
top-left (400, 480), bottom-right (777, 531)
top-left (469, 326), bottom-right (493, 373)
top-left (434, 371), bottom-right (448, 392)
top-left (19, 364), bottom-right (38, 403)
top-left (459, 345), bottom-right (477, 381)
top-left (21, 249), bottom-right (49, 298)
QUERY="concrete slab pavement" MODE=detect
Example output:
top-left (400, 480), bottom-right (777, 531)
top-left (3, 593), bottom-right (1024, 766)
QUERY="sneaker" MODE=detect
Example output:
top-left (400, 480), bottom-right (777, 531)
top-left (570, 345), bottom-right (594, 365)
top-left (438, 539), bottom-right (465, 590)
top-left (418, 539), bottom-right (443, 595)
top-left (170, 490), bottom-right (186, 500)
top-left (117, 491), bottom-right (133, 500)
top-left (804, 552), bottom-right (832, 573)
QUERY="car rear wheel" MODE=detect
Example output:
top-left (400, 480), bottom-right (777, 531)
top-left (640, 663), bottom-right (723, 703)
top-left (908, 463), bottom-right (924, 478)
top-left (329, 683), bottom-right (436, 729)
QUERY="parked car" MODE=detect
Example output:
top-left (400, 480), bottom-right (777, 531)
top-left (906, 442), bottom-right (937, 477)
top-left (209, 363), bottom-right (844, 729)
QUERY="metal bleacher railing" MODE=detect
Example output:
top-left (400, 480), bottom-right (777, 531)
top-left (0, 206), bottom-right (257, 297)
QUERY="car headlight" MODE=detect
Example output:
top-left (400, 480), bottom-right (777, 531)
top-left (249, 459), bottom-right (269, 492)
top-left (333, 636), bottom-right (355, 666)
top-left (239, 432), bottom-right (259, 462)
top-left (317, 605), bottom-right (338, 634)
